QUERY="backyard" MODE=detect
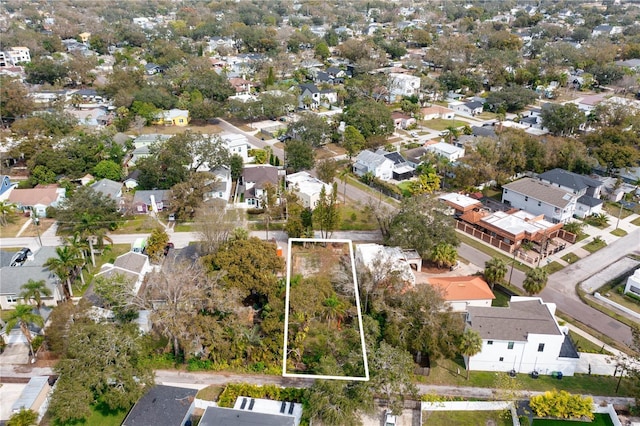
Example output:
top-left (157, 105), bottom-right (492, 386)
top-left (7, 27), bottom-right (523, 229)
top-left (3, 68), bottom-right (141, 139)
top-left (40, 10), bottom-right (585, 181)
top-left (423, 410), bottom-right (512, 425)
top-left (529, 413), bottom-right (614, 426)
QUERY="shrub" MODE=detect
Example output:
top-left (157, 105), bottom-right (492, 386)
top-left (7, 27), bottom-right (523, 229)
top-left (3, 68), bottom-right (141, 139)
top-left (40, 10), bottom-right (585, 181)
top-left (529, 390), bottom-right (593, 420)
top-left (217, 383), bottom-right (305, 407)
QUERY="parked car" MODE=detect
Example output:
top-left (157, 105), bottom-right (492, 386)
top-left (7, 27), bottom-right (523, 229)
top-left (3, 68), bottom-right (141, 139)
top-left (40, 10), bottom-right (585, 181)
top-left (163, 242), bottom-right (175, 256)
top-left (384, 410), bottom-right (397, 426)
top-left (409, 131), bottom-right (419, 138)
top-left (11, 247), bottom-right (32, 267)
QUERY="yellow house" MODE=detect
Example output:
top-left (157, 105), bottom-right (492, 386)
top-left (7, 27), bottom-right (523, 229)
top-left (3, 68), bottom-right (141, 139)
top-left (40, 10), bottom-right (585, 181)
top-left (153, 109), bottom-right (190, 126)
top-left (78, 32), bottom-right (91, 44)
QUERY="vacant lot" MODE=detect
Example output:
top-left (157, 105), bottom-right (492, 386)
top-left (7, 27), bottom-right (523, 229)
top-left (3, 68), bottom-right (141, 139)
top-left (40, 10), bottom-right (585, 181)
top-left (423, 410), bottom-right (512, 425)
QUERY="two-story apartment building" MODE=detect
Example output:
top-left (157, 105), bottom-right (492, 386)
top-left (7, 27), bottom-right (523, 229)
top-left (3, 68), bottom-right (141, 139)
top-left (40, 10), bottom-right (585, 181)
top-left (221, 132), bottom-right (252, 163)
top-left (537, 168), bottom-right (603, 218)
top-left (466, 297), bottom-right (579, 376)
top-left (387, 73), bottom-right (421, 102)
top-left (502, 178), bottom-right (578, 223)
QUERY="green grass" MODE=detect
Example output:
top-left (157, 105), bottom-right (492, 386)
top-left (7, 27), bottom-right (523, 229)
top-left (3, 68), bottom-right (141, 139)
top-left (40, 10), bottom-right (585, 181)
top-left (173, 223), bottom-right (193, 232)
top-left (545, 261), bottom-right (564, 274)
top-left (112, 216), bottom-right (162, 234)
top-left (418, 357), bottom-right (637, 397)
top-left (346, 176), bottom-right (399, 205)
top-left (422, 410), bottom-right (512, 426)
top-left (575, 232), bottom-right (590, 242)
top-left (631, 217), bottom-right (640, 226)
top-left (531, 413), bottom-right (614, 426)
top-left (397, 181), bottom-right (413, 197)
top-left (422, 118), bottom-right (468, 131)
top-left (569, 331), bottom-right (610, 355)
top-left (602, 202), bottom-right (633, 220)
top-left (610, 228), bottom-right (627, 237)
top-left (582, 239), bottom-right (607, 254)
top-left (338, 204), bottom-right (379, 231)
top-left (196, 385), bottom-right (224, 401)
top-left (492, 289), bottom-right (510, 307)
top-left (456, 232), bottom-right (531, 273)
top-left (561, 253), bottom-right (580, 264)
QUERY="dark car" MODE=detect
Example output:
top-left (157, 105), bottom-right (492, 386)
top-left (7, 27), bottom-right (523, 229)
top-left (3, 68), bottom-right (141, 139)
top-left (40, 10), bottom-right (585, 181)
top-left (11, 247), bottom-right (32, 266)
top-left (163, 242), bottom-right (175, 256)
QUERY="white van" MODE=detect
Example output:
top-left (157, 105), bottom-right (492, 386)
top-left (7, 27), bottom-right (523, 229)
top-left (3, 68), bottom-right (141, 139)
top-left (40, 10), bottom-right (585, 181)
top-left (131, 237), bottom-right (147, 254)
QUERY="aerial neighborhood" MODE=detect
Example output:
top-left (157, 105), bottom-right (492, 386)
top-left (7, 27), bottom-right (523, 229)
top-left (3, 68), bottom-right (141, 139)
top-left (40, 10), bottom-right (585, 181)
top-left (1, 1), bottom-right (640, 425)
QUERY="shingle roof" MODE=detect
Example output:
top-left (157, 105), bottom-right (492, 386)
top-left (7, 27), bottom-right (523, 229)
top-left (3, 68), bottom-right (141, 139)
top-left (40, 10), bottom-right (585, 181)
top-left (428, 276), bottom-right (495, 301)
top-left (132, 190), bottom-right (170, 205)
top-left (113, 252), bottom-right (148, 274)
top-left (8, 187), bottom-right (60, 206)
top-left (503, 178), bottom-right (576, 208)
top-left (403, 146), bottom-right (429, 163)
top-left (355, 150), bottom-right (390, 168)
top-left (122, 385), bottom-right (197, 426)
top-left (242, 166), bottom-right (278, 188)
top-left (91, 179), bottom-right (122, 199)
top-left (467, 299), bottom-right (561, 341)
top-left (299, 83), bottom-right (319, 94)
top-left (577, 194), bottom-right (603, 207)
top-left (199, 406), bottom-right (296, 426)
top-left (537, 168), bottom-right (601, 192)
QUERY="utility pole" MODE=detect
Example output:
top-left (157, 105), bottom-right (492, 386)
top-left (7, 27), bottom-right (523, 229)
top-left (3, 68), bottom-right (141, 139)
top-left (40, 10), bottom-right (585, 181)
top-left (33, 217), bottom-right (42, 247)
top-left (616, 201), bottom-right (623, 230)
top-left (508, 249), bottom-right (518, 286)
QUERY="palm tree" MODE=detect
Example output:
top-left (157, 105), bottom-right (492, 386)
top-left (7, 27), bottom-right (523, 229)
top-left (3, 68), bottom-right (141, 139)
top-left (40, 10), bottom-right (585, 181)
top-left (322, 294), bottom-right (346, 328)
top-left (338, 167), bottom-right (350, 203)
top-left (443, 125), bottom-right (460, 144)
top-left (458, 329), bottom-right (483, 380)
top-left (19, 279), bottom-right (52, 309)
top-left (65, 234), bottom-right (89, 283)
top-left (523, 267), bottom-right (549, 296)
top-left (0, 200), bottom-right (16, 227)
top-left (429, 242), bottom-right (457, 269)
top-left (5, 304), bottom-right (44, 358)
top-left (484, 257), bottom-right (508, 289)
top-left (44, 246), bottom-right (83, 299)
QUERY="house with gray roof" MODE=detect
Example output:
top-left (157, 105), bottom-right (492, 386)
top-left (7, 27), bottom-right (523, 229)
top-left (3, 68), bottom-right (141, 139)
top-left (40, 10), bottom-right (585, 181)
top-left (132, 190), bottom-right (171, 214)
top-left (240, 165), bottom-right (279, 208)
top-left (502, 177), bottom-right (578, 223)
top-left (91, 178), bottom-right (124, 211)
top-left (466, 297), bottom-right (579, 376)
top-left (537, 168), bottom-right (604, 218)
top-left (353, 150), bottom-right (394, 181)
top-left (0, 247), bottom-right (64, 310)
top-left (122, 385), bottom-right (197, 426)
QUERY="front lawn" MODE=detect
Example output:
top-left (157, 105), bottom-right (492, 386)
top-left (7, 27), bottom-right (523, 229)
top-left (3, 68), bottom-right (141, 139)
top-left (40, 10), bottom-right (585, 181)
top-left (422, 118), bottom-right (468, 131)
top-left (610, 228), bottom-right (627, 237)
top-left (418, 357), bottom-right (637, 397)
top-left (545, 261), bottom-right (564, 274)
top-left (0, 215), bottom-right (29, 238)
top-left (631, 216), bottom-right (640, 226)
top-left (338, 204), bottom-right (379, 231)
top-left (569, 331), bottom-right (609, 354)
top-left (423, 410), bottom-right (512, 426)
top-left (582, 238), bottom-right (607, 254)
top-left (561, 253), bottom-right (580, 264)
top-left (111, 215), bottom-right (163, 234)
top-left (602, 202), bottom-right (633, 220)
top-left (456, 233), bottom-right (530, 273)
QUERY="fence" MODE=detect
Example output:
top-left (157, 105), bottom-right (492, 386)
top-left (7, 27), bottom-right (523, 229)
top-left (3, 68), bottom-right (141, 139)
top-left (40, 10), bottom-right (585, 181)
top-left (456, 221), bottom-right (514, 253)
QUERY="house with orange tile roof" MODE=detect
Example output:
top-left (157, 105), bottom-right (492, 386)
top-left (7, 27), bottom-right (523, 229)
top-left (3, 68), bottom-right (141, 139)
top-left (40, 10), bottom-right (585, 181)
top-left (427, 276), bottom-right (495, 312)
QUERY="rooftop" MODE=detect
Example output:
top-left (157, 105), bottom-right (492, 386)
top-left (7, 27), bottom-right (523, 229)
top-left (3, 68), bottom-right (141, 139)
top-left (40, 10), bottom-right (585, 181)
top-left (467, 298), bottom-right (562, 341)
top-left (479, 210), bottom-right (557, 238)
top-left (428, 276), bottom-right (495, 301)
top-left (439, 193), bottom-right (483, 210)
top-left (537, 168), bottom-right (601, 192)
top-left (122, 385), bottom-right (197, 426)
top-left (503, 178), bottom-right (577, 208)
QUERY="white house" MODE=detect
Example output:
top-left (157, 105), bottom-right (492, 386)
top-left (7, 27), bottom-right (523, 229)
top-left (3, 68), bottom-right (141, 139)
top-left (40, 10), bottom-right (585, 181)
top-left (286, 171), bottom-right (333, 208)
top-left (0, 247), bottom-right (65, 310)
top-left (537, 168), bottom-right (604, 219)
top-left (387, 73), bottom-right (421, 102)
top-left (128, 134), bottom-right (171, 166)
top-left (221, 132), bottom-right (252, 163)
top-left (204, 166), bottom-right (232, 202)
top-left (425, 142), bottom-right (465, 162)
top-left (466, 297), bottom-right (579, 376)
top-left (356, 243), bottom-right (421, 287)
top-left (428, 276), bottom-right (495, 312)
top-left (502, 178), bottom-right (578, 224)
top-left (94, 252), bottom-right (153, 296)
top-left (624, 268), bottom-right (640, 297)
top-left (0, 47), bottom-right (31, 66)
top-left (353, 150), bottom-right (394, 181)
top-left (240, 165), bottom-right (279, 208)
top-left (421, 105), bottom-right (455, 120)
top-left (8, 185), bottom-right (66, 217)
top-left (298, 83), bottom-right (338, 109)
top-left (448, 100), bottom-right (484, 116)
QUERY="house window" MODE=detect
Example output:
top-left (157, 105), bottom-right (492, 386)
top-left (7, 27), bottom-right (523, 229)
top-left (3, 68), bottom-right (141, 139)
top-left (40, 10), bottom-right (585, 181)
top-left (537, 201), bottom-right (541, 207)
top-left (499, 357), bottom-right (504, 362)
top-left (487, 340), bottom-right (493, 345)
top-left (525, 196), bottom-right (528, 201)
top-left (6, 294), bottom-right (18, 303)
top-left (538, 343), bottom-right (545, 352)
top-left (508, 342), bottom-right (514, 350)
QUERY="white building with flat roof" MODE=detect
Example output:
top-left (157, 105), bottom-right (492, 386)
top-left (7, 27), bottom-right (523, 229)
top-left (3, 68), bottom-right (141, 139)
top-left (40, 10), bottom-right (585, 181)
top-left (426, 142), bottom-right (465, 162)
top-left (356, 243), bottom-right (420, 286)
top-left (285, 171), bottom-right (332, 208)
